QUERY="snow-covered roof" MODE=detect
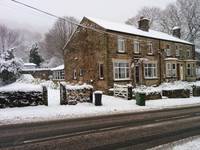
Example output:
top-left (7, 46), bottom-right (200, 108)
top-left (85, 17), bottom-right (193, 45)
top-left (51, 65), bottom-right (64, 71)
top-left (24, 63), bottom-right (36, 66)
top-left (22, 68), bottom-right (51, 71)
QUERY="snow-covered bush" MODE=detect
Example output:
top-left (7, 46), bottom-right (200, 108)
top-left (0, 49), bottom-right (23, 85)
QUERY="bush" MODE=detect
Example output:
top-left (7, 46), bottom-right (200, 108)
top-left (0, 49), bottom-right (23, 85)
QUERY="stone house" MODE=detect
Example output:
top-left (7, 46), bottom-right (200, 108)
top-left (64, 17), bottom-right (196, 91)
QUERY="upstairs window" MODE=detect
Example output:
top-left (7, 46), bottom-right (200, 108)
top-left (147, 42), bottom-right (153, 54)
top-left (175, 46), bottom-right (180, 57)
top-left (117, 37), bottom-right (125, 53)
top-left (165, 45), bottom-right (171, 56)
top-left (134, 41), bottom-right (140, 54)
top-left (187, 50), bottom-right (191, 58)
top-left (99, 64), bottom-right (104, 79)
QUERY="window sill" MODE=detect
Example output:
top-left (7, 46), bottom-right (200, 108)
top-left (114, 79), bottom-right (131, 81)
top-left (134, 52), bottom-right (141, 55)
top-left (147, 53), bottom-right (154, 56)
top-left (117, 51), bottom-right (126, 54)
top-left (99, 78), bottom-right (104, 80)
top-left (144, 77), bottom-right (158, 80)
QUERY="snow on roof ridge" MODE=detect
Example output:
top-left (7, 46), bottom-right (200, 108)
top-left (85, 16), bottom-right (193, 45)
top-left (51, 64), bottom-right (64, 71)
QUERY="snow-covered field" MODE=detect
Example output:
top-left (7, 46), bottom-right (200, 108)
top-left (150, 136), bottom-right (200, 150)
top-left (1, 88), bottom-right (200, 125)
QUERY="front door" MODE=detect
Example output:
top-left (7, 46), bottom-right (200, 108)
top-left (135, 66), bottom-right (140, 84)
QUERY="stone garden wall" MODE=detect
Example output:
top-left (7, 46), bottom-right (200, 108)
top-left (60, 82), bottom-right (93, 105)
top-left (0, 86), bottom-right (48, 108)
top-left (162, 89), bottom-right (190, 98)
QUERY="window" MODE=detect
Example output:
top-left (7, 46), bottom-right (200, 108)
top-left (147, 42), bottom-right (153, 54)
top-left (187, 63), bottom-right (195, 77)
top-left (165, 45), bottom-right (171, 56)
top-left (99, 64), bottom-right (104, 79)
top-left (134, 41), bottom-right (140, 54)
top-left (113, 61), bottom-right (130, 80)
top-left (73, 69), bottom-right (77, 80)
top-left (53, 70), bottom-right (65, 80)
top-left (144, 63), bottom-right (157, 79)
top-left (80, 69), bottom-right (83, 76)
top-left (187, 50), bottom-right (191, 58)
top-left (166, 63), bottom-right (177, 77)
top-left (117, 37), bottom-right (125, 53)
top-left (175, 46), bottom-right (180, 57)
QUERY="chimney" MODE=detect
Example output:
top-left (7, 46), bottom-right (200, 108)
top-left (172, 26), bottom-right (181, 38)
top-left (138, 17), bottom-right (150, 32)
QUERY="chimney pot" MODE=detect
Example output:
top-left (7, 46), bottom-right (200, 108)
top-left (172, 26), bottom-right (181, 38)
top-left (138, 17), bottom-right (150, 32)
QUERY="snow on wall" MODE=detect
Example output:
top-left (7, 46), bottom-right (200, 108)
top-left (61, 82), bottom-right (93, 90)
top-left (0, 83), bottom-right (42, 92)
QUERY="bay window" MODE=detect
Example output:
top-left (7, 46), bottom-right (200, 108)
top-left (166, 63), bottom-right (177, 77)
top-left (187, 63), bottom-right (195, 77)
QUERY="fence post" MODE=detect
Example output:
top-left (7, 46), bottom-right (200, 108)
top-left (89, 88), bottom-right (93, 103)
top-left (127, 85), bottom-right (133, 100)
top-left (42, 86), bottom-right (48, 106)
top-left (60, 83), bottom-right (67, 105)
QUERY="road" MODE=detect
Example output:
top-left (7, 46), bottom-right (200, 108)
top-left (1, 105), bottom-right (200, 150)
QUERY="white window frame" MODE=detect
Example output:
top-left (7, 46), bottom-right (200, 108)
top-left (80, 69), bottom-right (83, 76)
top-left (147, 42), bottom-right (153, 54)
top-left (113, 60), bottom-right (130, 81)
top-left (187, 63), bottom-right (195, 77)
top-left (187, 50), bottom-right (191, 58)
top-left (134, 41), bottom-right (140, 54)
top-left (53, 70), bottom-right (65, 80)
top-left (73, 69), bottom-right (77, 80)
top-left (144, 63), bottom-right (157, 79)
top-left (117, 37), bottom-right (125, 53)
top-left (166, 63), bottom-right (177, 77)
top-left (99, 63), bottom-right (104, 80)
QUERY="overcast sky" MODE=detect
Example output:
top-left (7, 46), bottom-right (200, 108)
top-left (0, 0), bottom-right (176, 33)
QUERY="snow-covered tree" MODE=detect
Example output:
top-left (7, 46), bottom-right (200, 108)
top-left (29, 43), bottom-right (43, 67)
top-left (0, 48), bottom-right (23, 85)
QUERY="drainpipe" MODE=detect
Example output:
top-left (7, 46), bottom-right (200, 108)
top-left (159, 40), bottom-right (162, 84)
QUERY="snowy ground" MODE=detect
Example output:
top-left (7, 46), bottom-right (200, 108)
top-left (150, 136), bottom-right (200, 150)
top-left (1, 88), bottom-right (200, 125)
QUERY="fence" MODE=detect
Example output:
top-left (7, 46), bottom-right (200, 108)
top-left (114, 84), bottom-right (132, 100)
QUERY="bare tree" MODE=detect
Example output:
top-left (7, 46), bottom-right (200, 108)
top-left (0, 25), bottom-right (21, 52)
top-left (44, 16), bottom-right (78, 60)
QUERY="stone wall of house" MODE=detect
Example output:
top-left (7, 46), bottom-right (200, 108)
top-left (0, 86), bottom-right (48, 108)
top-left (64, 17), bottom-right (196, 92)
